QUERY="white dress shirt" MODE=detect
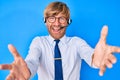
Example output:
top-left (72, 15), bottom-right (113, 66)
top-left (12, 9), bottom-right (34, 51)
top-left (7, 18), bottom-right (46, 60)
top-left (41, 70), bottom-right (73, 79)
top-left (25, 35), bottom-right (94, 80)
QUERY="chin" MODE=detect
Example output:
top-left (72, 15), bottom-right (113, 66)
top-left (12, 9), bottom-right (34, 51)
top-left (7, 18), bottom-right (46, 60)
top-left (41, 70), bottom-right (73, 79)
top-left (53, 35), bottom-right (63, 40)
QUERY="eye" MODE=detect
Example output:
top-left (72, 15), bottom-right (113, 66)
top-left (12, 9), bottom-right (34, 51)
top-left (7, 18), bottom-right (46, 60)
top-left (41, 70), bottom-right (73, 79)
top-left (59, 17), bottom-right (65, 20)
top-left (59, 17), bottom-right (66, 23)
top-left (48, 17), bottom-right (55, 22)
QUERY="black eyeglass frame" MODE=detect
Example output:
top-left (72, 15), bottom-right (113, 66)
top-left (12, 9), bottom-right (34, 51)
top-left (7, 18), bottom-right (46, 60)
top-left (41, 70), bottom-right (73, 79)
top-left (44, 16), bottom-right (72, 25)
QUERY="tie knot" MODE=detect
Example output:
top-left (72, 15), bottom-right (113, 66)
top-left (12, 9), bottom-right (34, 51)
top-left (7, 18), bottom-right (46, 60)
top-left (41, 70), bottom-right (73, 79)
top-left (54, 40), bottom-right (60, 44)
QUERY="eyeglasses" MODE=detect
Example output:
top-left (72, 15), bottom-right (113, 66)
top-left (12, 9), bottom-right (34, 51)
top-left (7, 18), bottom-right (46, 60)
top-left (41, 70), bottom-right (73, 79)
top-left (46, 16), bottom-right (67, 24)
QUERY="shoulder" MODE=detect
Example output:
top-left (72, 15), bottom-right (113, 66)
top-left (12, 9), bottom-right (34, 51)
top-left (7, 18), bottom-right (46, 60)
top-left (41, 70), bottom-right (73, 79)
top-left (32, 36), bottom-right (48, 41)
top-left (67, 36), bottom-right (85, 42)
top-left (66, 36), bottom-right (88, 46)
top-left (31, 36), bottom-right (49, 44)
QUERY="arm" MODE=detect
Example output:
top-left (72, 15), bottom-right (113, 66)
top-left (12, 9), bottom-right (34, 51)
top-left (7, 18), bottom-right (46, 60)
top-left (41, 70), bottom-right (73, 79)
top-left (92, 25), bottom-right (120, 76)
top-left (0, 44), bottom-right (31, 80)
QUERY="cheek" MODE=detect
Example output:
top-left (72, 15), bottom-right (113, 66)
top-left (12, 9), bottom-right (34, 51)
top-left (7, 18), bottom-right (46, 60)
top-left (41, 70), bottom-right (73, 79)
top-left (62, 21), bottom-right (68, 26)
top-left (62, 28), bottom-right (66, 33)
top-left (46, 23), bottom-right (52, 29)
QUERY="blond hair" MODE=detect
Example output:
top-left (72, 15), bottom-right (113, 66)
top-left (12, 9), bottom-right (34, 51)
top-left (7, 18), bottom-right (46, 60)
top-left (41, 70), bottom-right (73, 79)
top-left (44, 1), bottom-right (70, 19)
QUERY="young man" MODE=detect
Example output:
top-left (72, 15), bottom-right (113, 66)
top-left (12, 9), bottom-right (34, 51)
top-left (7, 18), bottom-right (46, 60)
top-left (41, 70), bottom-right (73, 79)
top-left (0, 1), bottom-right (120, 80)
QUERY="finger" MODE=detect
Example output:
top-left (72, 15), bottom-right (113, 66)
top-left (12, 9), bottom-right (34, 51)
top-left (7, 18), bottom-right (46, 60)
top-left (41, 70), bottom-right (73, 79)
top-left (108, 54), bottom-right (117, 64)
top-left (105, 60), bottom-right (113, 68)
top-left (99, 64), bottom-right (106, 76)
top-left (111, 46), bottom-right (120, 53)
top-left (19, 76), bottom-right (26, 80)
top-left (15, 73), bottom-right (26, 80)
top-left (0, 64), bottom-right (12, 70)
top-left (100, 25), bottom-right (108, 42)
top-left (8, 44), bottom-right (20, 59)
top-left (6, 74), bottom-right (14, 80)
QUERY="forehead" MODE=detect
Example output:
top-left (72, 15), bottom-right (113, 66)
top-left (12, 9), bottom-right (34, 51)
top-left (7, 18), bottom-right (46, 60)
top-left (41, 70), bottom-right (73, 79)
top-left (51, 13), bottom-right (66, 17)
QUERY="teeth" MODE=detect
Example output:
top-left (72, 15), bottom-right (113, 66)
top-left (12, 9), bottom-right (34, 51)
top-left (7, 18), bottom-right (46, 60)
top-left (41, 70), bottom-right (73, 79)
top-left (53, 27), bottom-right (60, 31)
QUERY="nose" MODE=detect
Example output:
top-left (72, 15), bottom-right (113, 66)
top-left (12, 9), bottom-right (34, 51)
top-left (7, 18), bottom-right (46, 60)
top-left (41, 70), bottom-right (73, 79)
top-left (54, 18), bottom-right (60, 26)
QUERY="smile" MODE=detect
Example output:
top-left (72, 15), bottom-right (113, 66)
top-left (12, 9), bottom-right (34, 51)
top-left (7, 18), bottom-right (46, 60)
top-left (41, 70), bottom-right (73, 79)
top-left (52, 27), bottom-right (64, 33)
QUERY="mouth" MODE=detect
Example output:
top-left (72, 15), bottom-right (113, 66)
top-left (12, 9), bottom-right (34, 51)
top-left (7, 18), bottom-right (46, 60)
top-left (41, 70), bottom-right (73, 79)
top-left (52, 26), bottom-right (65, 33)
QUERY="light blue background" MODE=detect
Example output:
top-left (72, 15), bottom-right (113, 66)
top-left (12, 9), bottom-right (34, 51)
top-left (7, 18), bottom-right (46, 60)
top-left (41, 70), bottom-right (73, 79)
top-left (0, 0), bottom-right (120, 80)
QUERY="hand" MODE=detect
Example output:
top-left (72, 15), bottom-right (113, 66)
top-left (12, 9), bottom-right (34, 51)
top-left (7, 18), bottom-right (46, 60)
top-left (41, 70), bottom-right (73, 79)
top-left (93, 25), bottom-right (120, 76)
top-left (0, 44), bottom-right (31, 80)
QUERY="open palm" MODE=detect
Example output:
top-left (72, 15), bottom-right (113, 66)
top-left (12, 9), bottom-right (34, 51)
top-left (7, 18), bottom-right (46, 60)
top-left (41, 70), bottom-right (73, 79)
top-left (93, 25), bottom-right (120, 76)
top-left (0, 44), bottom-right (30, 80)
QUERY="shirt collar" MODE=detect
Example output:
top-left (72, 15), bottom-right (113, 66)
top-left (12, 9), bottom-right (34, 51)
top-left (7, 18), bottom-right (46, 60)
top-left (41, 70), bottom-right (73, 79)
top-left (48, 35), bottom-right (67, 45)
top-left (59, 35), bottom-right (67, 45)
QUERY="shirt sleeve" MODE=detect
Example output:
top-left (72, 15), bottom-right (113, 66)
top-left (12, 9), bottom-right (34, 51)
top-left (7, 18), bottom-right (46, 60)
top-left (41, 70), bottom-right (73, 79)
top-left (75, 37), bottom-right (94, 67)
top-left (25, 37), bottom-right (42, 78)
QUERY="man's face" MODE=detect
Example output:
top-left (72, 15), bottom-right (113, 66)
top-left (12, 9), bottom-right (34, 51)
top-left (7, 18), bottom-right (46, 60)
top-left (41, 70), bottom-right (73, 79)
top-left (46, 13), bottom-right (68, 40)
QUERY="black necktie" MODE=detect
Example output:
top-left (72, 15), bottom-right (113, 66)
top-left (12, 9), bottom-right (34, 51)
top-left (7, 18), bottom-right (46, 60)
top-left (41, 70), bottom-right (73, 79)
top-left (54, 40), bottom-right (63, 80)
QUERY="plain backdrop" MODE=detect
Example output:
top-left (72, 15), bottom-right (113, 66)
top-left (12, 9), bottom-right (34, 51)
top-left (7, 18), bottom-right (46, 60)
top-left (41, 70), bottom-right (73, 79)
top-left (0, 0), bottom-right (120, 80)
